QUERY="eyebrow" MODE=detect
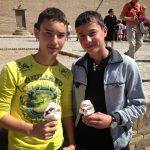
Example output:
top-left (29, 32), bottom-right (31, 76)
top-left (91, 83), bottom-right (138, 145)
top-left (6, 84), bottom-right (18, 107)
top-left (78, 29), bottom-right (97, 35)
top-left (44, 28), bottom-right (66, 34)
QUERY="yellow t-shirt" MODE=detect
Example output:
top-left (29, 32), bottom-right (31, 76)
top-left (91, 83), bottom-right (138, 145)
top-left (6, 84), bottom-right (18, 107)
top-left (0, 55), bottom-right (73, 150)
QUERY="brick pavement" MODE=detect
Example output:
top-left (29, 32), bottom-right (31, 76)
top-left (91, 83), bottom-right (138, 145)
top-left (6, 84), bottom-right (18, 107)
top-left (0, 36), bottom-right (149, 98)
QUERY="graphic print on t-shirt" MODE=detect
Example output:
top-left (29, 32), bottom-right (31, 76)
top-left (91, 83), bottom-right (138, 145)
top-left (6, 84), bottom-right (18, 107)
top-left (19, 75), bottom-right (62, 123)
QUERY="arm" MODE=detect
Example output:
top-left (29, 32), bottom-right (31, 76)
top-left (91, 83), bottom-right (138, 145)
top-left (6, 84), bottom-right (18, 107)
top-left (120, 14), bottom-right (138, 22)
top-left (118, 62), bottom-right (145, 127)
top-left (0, 114), bottom-right (57, 140)
top-left (60, 71), bottom-right (75, 149)
top-left (141, 6), bottom-right (146, 16)
top-left (62, 116), bottom-right (75, 150)
top-left (120, 12), bottom-right (138, 22)
top-left (104, 16), bottom-right (107, 24)
top-left (0, 64), bottom-right (57, 140)
top-left (118, 59), bottom-right (146, 125)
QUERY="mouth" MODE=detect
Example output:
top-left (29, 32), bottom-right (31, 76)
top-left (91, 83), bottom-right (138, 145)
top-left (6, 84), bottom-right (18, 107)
top-left (47, 47), bottom-right (59, 52)
top-left (86, 44), bottom-right (96, 49)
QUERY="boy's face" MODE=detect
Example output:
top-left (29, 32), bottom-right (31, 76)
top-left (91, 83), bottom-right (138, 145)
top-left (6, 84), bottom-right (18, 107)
top-left (35, 19), bottom-right (67, 57)
top-left (76, 21), bottom-right (107, 56)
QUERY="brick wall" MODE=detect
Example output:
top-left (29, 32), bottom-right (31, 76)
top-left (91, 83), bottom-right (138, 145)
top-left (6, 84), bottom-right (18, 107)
top-left (0, 0), bottom-right (150, 35)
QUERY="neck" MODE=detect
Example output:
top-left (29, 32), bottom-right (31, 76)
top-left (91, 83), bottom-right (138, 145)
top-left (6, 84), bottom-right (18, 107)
top-left (33, 52), bottom-right (58, 66)
top-left (90, 48), bottom-right (110, 64)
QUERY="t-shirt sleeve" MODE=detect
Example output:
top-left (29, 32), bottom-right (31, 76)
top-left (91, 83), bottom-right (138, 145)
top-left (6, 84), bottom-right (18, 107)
top-left (121, 3), bottom-right (129, 16)
top-left (0, 65), bottom-right (16, 119)
top-left (61, 72), bottom-right (73, 118)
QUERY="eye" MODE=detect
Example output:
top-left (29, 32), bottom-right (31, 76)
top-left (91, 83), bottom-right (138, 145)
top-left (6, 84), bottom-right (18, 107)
top-left (89, 31), bottom-right (97, 37)
top-left (78, 34), bottom-right (85, 39)
top-left (57, 33), bottom-right (66, 39)
top-left (43, 31), bottom-right (52, 39)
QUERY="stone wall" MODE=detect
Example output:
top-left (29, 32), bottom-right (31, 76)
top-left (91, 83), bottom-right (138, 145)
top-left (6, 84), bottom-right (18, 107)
top-left (130, 94), bottom-right (150, 150)
top-left (0, 0), bottom-right (149, 35)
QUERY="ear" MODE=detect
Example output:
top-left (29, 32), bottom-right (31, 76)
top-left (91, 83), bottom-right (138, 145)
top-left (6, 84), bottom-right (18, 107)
top-left (103, 26), bottom-right (108, 37)
top-left (34, 28), bottom-right (40, 40)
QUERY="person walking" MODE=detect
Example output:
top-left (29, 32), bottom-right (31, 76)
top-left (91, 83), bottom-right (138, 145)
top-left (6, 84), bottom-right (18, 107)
top-left (104, 9), bottom-right (117, 48)
top-left (120, 0), bottom-right (145, 58)
top-left (72, 10), bottom-right (146, 150)
top-left (67, 22), bottom-right (72, 40)
top-left (0, 7), bottom-right (75, 150)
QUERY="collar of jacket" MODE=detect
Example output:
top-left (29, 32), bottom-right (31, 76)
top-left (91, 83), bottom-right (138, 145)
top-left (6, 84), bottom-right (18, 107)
top-left (75, 47), bottom-right (123, 66)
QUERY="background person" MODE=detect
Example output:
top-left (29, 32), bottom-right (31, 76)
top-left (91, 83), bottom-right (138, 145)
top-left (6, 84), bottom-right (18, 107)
top-left (120, 0), bottom-right (145, 58)
top-left (67, 22), bottom-right (72, 40)
top-left (104, 9), bottom-right (117, 48)
top-left (72, 10), bottom-right (146, 150)
top-left (122, 20), bottom-right (127, 41)
top-left (0, 7), bottom-right (75, 150)
top-left (116, 20), bottom-right (124, 41)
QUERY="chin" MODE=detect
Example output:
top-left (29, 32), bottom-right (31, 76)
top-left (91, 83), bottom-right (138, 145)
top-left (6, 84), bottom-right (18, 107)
top-left (87, 47), bottom-right (99, 54)
top-left (50, 51), bottom-right (59, 56)
top-left (47, 48), bottom-right (59, 54)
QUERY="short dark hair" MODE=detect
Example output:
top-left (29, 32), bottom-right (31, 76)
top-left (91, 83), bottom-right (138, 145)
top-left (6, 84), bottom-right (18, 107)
top-left (36, 7), bottom-right (67, 30)
top-left (108, 9), bottom-right (113, 14)
top-left (34, 22), bottom-right (38, 28)
top-left (75, 11), bottom-right (105, 29)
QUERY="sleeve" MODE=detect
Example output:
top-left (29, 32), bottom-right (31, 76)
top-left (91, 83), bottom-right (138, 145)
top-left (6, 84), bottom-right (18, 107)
top-left (0, 65), bottom-right (16, 119)
top-left (61, 73), bottom-right (73, 118)
top-left (104, 16), bottom-right (107, 24)
top-left (120, 3), bottom-right (129, 17)
top-left (114, 16), bottom-right (117, 25)
top-left (117, 59), bottom-right (147, 126)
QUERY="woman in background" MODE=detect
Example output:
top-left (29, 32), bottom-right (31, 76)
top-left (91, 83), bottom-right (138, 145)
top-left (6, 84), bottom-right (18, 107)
top-left (104, 9), bottom-right (117, 48)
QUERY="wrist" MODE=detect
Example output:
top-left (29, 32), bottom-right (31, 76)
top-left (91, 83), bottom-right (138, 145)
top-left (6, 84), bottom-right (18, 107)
top-left (27, 123), bottom-right (35, 137)
top-left (110, 113), bottom-right (121, 128)
top-left (19, 121), bottom-right (33, 136)
top-left (110, 115), bottom-right (117, 128)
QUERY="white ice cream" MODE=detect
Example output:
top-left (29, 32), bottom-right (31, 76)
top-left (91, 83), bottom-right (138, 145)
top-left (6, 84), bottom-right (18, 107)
top-left (79, 100), bottom-right (95, 116)
top-left (44, 102), bottom-right (61, 121)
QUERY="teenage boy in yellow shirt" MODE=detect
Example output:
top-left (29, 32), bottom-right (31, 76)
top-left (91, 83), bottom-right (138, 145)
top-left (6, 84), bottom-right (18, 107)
top-left (0, 7), bottom-right (75, 150)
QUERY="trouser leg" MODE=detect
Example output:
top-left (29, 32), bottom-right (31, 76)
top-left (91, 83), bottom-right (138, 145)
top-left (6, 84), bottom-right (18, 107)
top-left (126, 24), bottom-right (143, 58)
top-left (135, 26), bottom-right (143, 52)
top-left (126, 24), bottom-right (136, 58)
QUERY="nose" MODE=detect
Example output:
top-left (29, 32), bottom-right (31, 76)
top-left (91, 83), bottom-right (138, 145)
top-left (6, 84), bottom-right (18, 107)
top-left (51, 35), bottom-right (58, 45)
top-left (86, 36), bottom-right (92, 42)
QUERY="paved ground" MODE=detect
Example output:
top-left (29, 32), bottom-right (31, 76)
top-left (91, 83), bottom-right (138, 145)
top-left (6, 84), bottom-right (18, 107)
top-left (0, 36), bottom-right (149, 98)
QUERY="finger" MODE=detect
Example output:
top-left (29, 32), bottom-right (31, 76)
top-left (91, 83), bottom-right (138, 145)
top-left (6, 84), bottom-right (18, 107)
top-left (48, 126), bottom-right (57, 133)
top-left (83, 115), bottom-right (100, 121)
top-left (88, 120), bottom-right (100, 126)
top-left (86, 121), bottom-right (102, 129)
top-left (45, 135), bottom-right (53, 140)
top-left (46, 121), bottom-right (57, 127)
top-left (45, 131), bottom-right (55, 137)
top-left (44, 131), bottom-right (55, 140)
